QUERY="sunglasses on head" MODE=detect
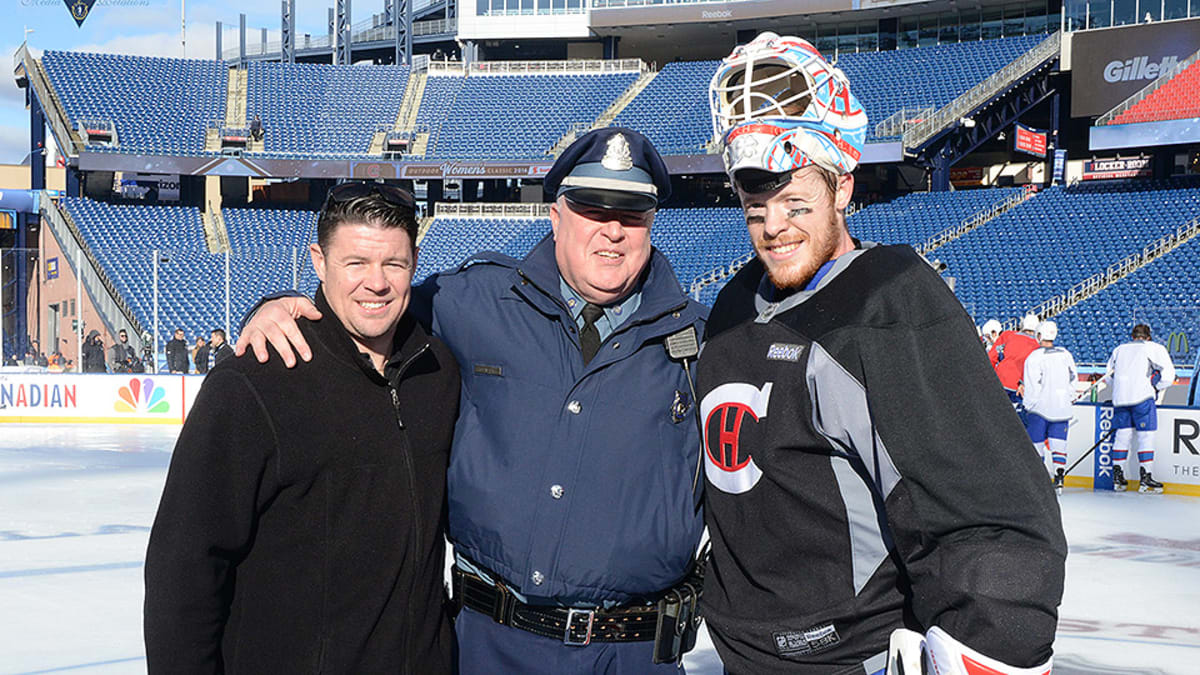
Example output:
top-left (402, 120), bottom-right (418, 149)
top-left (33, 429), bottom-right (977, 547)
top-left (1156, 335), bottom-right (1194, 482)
top-left (324, 181), bottom-right (417, 212)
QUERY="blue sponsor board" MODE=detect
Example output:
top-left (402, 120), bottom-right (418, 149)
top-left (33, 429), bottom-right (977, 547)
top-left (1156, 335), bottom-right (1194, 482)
top-left (1094, 404), bottom-right (1115, 490)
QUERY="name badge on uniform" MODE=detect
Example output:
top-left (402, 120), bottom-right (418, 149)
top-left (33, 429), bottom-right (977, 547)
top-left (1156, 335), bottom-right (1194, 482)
top-left (671, 390), bottom-right (693, 424)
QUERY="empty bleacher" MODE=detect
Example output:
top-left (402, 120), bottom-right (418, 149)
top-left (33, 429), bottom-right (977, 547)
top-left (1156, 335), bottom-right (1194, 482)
top-left (1054, 234), bottom-right (1200, 364)
top-left (1109, 59), bottom-right (1200, 125)
top-left (613, 60), bottom-right (719, 155)
top-left (415, 207), bottom-right (749, 289)
top-left (847, 187), bottom-right (1025, 246)
top-left (422, 71), bottom-right (638, 160)
top-left (245, 61), bottom-right (411, 157)
top-left (938, 179), bottom-right (1200, 330)
top-left (42, 51), bottom-right (226, 155)
top-left (841, 34), bottom-right (1046, 141)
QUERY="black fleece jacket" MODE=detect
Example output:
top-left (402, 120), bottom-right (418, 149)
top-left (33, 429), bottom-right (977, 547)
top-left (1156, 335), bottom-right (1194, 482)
top-left (144, 286), bottom-right (460, 675)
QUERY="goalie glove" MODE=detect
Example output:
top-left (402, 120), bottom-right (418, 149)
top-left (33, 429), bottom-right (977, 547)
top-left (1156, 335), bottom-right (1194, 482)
top-left (886, 627), bottom-right (1052, 675)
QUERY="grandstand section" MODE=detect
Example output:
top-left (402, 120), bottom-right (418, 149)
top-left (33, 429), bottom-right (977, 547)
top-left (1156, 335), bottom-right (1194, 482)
top-left (936, 179), bottom-right (1200, 330)
top-left (414, 204), bottom-right (750, 289)
top-left (1054, 234), bottom-right (1200, 365)
top-left (41, 52), bottom-right (226, 156)
top-left (421, 64), bottom-right (641, 160)
top-left (847, 187), bottom-right (1026, 248)
top-left (1107, 56), bottom-right (1200, 126)
top-left (613, 60), bottom-right (717, 155)
top-left (245, 61), bottom-right (411, 158)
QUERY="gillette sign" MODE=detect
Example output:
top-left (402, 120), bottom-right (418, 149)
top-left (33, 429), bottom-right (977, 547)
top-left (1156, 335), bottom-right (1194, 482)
top-left (1102, 55), bottom-right (1179, 83)
top-left (1071, 18), bottom-right (1200, 117)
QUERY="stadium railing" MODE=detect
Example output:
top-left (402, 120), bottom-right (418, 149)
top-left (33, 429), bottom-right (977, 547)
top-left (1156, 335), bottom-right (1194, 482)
top-left (903, 31), bottom-right (1060, 149)
top-left (434, 203), bottom-right (552, 218)
top-left (1096, 47), bottom-right (1200, 126)
top-left (39, 197), bottom-right (145, 345)
top-left (917, 187), bottom-right (1034, 254)
top-left (1014, 213), bottom-right (1200, 329)
top-left (466, 59), bottom-right (647, 75)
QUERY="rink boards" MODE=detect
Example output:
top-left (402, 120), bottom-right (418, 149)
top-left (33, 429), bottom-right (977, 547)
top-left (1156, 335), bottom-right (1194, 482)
top-left (1061, 403), bottom-right (1200, 496)
top-left (2, 372), bottom-right (1198, 493)
top-left (0, 372), bottom-right (202, 424)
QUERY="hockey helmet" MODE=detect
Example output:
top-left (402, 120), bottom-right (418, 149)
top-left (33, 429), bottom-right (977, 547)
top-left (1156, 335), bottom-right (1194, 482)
top-left (1021, 313), bottom-right (1041, 333)
top-left (709, 32), bottom-right (868, 189)
top-left (981, 319), bottom-right (1003, 336)
top-left (1037, 320), bottom-right (1058, 341)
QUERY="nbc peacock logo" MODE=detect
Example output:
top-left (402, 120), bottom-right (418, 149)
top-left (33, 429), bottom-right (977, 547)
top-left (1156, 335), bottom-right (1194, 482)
top-left (114, 378), bottom-right (170, 414)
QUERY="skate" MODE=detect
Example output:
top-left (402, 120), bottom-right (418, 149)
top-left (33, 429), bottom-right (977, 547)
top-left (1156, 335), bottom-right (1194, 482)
top-left (1053, 468), bottom-right (1064, 495)
top-left (1138, 468), bottom-right (1163, 494)
top-left (1112, 465), bottom-right (1127, 492)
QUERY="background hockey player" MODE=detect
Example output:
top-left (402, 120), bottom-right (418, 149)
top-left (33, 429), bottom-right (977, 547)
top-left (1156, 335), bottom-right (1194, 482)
top-left (980, 319), bottom-right (1002, 351)
top-left (988, 313), bottom-right (1041, 423)
top-left (700, 32), bottom-right (1066, 675)
top-left (1101, 323), bottom-right (1176, 493)
top-left (1021, 320), bottom-right (1076, 493)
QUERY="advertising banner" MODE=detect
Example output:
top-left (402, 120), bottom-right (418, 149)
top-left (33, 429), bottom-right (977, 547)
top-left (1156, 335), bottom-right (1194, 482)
top-left (1014, 123), bottom-right (1048, 158)
top-left (0, 373), bottom-right (203, 424)
top-left (1052, 149), bottom-right (1067, 183)
top-left (1081, 156), bottom-right (1152, 180)
top-left (1070, 19), bottom-right (1200, 117)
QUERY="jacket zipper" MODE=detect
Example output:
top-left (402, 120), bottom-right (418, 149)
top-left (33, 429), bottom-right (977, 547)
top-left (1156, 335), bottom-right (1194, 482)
top-left (388, 343), bottom-right (429, 675)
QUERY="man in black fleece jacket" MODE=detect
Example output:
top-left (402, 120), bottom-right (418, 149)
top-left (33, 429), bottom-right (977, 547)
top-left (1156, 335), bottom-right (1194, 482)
top-left (144, 183), bottom-right (459, 675)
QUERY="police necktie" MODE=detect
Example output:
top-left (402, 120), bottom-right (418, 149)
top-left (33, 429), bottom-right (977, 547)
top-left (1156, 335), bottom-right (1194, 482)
top-left (579, 303), bottom-right (604, 365)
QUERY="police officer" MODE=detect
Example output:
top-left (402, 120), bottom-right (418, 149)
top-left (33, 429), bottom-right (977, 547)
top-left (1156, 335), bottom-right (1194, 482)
top-left (236, 128), bottom-right (707, 673)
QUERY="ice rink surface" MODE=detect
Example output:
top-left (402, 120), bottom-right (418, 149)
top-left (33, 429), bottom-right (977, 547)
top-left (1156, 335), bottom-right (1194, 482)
top-left (2, 424), bottom-right (1198, 674)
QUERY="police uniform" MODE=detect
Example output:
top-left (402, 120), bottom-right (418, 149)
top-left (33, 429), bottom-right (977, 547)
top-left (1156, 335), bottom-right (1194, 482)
top-left (697, 246), bottom-right (1067, 674)
top-left (413, 128), bottom-right (708, 672)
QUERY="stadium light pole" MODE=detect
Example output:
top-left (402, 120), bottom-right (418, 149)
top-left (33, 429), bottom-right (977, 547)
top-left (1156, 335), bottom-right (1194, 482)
top-left (0, 246), bottom-right (5, 366)
top-left (75, 249), bottom-right (82, 373)
top-left (152, 249), bottom-right (159, 373)
top-left (181, 0), bottom-right (186, 58)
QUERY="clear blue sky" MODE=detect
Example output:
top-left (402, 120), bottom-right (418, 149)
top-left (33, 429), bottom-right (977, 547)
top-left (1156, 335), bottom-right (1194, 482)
top-left (5, 0), bottom-right (372, 165)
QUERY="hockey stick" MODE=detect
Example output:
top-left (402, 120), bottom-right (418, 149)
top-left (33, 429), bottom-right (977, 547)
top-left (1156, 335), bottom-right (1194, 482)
top-left (1063, 427), bottom-right (1117, 476)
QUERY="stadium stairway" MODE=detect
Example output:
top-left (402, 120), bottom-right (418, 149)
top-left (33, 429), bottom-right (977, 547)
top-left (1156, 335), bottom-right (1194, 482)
top-left (15, 45), bottom-right (83, 158)
top-left (547, 66), bottom-right (658, 157)
top-left (41, 198), bottom-right (149, 347)
top-left (372, 71), bottom-right (429, 157)
top-left (903, 32), bottom-right (1060, 157)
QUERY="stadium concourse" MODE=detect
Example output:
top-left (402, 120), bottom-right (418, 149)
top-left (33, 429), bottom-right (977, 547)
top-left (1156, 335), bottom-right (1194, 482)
top-left (1, 424), bottom-right (1199, 674)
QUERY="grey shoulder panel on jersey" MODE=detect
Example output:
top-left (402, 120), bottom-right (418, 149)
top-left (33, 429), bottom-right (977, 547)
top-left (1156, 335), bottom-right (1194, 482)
top-left (806, 341), bottom-right (902, 595)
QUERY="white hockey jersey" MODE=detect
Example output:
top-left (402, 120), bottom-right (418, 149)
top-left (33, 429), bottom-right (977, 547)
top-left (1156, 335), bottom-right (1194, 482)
top-left (1104, 340), bottom-right (1177, 407)
top-left (1023, 346), bottom-right (1077, 421)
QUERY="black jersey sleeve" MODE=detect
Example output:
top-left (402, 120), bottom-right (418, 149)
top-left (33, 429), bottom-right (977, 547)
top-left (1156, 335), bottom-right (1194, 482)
top-left (853, 251), bottom-right (1067, 667)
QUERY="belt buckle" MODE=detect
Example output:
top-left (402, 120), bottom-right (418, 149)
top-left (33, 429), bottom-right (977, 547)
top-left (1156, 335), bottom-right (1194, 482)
top-left (564, 608), bottom-right (595, 646)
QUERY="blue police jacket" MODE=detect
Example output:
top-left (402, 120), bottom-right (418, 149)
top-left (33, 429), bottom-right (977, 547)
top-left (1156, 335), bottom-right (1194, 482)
top-left (415, 235), bottom-right (708, 605)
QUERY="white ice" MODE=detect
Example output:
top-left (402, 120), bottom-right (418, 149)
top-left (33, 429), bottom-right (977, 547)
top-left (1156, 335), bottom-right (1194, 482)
top-left (1, 424), bottom-right (1198, 674)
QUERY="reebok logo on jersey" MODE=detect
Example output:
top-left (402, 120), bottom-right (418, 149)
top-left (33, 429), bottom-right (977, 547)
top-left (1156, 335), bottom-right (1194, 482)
top-left (772, 622), bottom-right (840, 656)
top-left (766, 343), bottom-right (804, 362)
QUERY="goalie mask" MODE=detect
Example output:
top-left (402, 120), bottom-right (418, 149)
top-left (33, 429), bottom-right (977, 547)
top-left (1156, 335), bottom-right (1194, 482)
top-left (709, 32), bottom-right (868, 190)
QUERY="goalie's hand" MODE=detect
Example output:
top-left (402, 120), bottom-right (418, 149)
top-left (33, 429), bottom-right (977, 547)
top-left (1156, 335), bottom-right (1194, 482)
top-left (234, 296), bottom-right (321, 367)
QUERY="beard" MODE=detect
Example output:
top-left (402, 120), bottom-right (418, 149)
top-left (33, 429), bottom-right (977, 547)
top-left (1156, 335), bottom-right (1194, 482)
top-left (756, 212), bottom-right (842, 291)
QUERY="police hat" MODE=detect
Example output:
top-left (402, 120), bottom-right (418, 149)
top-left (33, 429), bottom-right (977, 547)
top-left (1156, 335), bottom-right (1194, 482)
top-left (544, 127), bottom-right (671, 213)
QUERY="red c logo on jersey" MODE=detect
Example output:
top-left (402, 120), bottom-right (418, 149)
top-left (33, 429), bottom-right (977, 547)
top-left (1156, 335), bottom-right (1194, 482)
top-left (700, 382), bottom-right (772, 494)
top-left (706, 403), bottom-right (758, 472)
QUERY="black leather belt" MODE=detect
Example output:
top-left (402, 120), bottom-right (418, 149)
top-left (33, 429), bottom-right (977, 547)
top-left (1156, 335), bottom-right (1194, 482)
top-left (452, 565), bottom-right (667, 645)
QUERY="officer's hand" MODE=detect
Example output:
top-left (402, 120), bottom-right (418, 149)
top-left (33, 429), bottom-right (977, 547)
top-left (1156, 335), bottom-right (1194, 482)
top-left (234, 297), bottom-right (322, 367)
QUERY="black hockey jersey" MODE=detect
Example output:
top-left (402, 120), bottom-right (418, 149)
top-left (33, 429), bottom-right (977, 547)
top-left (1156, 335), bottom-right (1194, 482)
top-left (697, 244), bottom-right (1066, 675)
